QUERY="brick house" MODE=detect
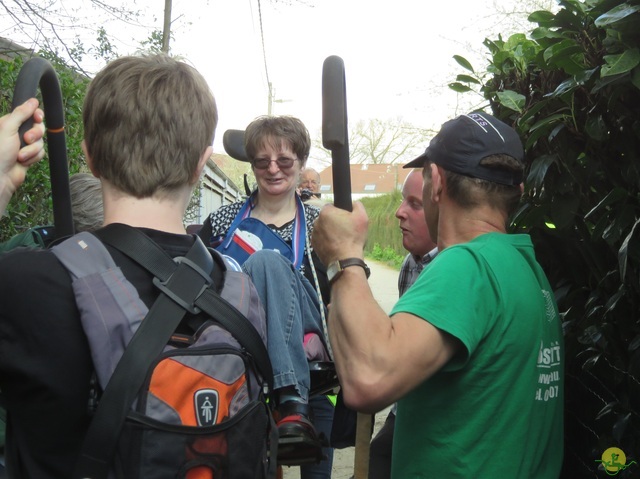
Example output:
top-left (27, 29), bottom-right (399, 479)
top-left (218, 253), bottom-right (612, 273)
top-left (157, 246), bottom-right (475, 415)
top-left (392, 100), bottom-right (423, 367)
top-left (317, 163), bottom-right (410, 200)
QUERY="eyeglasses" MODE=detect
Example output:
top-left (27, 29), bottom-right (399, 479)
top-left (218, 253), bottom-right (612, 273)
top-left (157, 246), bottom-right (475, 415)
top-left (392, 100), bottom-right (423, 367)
top-left (251, 157), bottom-right (298, 170)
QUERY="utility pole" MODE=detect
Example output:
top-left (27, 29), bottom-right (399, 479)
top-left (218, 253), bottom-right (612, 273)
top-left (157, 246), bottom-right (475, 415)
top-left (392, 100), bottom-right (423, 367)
top-left (162, 0), bottom-right (172, 53)
top-left (267, 82), bottom-right (292, 115)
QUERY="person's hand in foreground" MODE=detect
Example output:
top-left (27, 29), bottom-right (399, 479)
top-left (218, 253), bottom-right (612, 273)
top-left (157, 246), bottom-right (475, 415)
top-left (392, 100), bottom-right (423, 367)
top-left (311, 201), bottom-right (369, 266)
top-left (0, 98), bottom-right (45, 215)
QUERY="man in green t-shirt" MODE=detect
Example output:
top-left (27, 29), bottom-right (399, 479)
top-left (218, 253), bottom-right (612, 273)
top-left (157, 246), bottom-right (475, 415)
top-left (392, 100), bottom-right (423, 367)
top-left (312, 112), bottom-right (564, 478)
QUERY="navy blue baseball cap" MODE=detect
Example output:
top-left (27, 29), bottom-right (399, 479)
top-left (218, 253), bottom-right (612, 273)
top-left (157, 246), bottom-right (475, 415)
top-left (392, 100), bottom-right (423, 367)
top-left (404, 112), bottom-right (525, 186)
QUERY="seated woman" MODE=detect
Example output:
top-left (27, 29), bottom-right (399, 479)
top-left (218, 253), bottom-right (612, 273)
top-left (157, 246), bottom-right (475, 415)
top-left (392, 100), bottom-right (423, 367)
top-left (198, 116), bottom-right (332, 469)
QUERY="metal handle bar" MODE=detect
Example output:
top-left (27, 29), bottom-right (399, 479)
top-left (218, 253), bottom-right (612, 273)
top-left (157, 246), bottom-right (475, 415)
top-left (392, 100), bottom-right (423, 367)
top-left (322, 55), bottom-right (352, 212)
top-left (12, 57), bottom-right (74, 239)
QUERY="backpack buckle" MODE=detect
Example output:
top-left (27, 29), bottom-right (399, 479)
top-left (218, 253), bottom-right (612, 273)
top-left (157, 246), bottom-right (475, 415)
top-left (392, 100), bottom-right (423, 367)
top-left (152, 256), bottom-right (213, 315)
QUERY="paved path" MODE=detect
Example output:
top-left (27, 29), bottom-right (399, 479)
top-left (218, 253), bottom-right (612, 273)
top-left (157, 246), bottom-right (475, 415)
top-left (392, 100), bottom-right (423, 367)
top-left (367, 259), bottom-right (401, 314)
top-left (283, 259), bottom-right (400, 479)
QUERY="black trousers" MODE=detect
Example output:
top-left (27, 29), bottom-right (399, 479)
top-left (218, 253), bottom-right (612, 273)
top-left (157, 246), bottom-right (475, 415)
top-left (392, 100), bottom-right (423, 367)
top-left (368, 410), bottom-right (395, 479)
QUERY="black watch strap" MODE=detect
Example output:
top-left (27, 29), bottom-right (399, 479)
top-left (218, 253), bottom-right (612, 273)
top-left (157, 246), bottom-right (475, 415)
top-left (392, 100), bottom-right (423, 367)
top-left (328, 258), bottom-right (371, 285)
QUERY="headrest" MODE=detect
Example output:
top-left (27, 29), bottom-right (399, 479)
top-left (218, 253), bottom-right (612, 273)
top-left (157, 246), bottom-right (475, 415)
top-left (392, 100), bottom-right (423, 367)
top-left (222, 129), bottom-right (250, 162)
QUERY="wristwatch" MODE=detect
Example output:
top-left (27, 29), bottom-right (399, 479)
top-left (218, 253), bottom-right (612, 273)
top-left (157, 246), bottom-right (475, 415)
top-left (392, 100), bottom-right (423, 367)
top-left (327, 258), bottom-right (371, 285)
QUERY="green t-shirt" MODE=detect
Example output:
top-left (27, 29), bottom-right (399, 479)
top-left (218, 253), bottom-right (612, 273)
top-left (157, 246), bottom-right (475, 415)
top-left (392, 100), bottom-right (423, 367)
top-left (390, 233), bottom-right (563, 478)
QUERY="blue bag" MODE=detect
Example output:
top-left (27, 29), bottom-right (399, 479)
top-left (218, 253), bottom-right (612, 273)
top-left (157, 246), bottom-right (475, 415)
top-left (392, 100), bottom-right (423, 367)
top-left (216, 193), bottom-right (307, 269)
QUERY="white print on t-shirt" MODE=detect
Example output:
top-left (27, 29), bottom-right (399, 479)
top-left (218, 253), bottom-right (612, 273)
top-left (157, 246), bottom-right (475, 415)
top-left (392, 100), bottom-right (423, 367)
top-left (537, 340), bottom-right (561, 367)
top-left (542, 289), bottom-right (556, 322)
top-left (535, 340), bottom-right (562, 402)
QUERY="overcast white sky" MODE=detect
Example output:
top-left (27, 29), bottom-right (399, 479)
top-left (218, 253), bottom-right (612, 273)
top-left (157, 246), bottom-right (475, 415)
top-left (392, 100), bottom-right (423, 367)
top-left (168, 0), bottom-right (540, 165)
top-left (1, 0), bottom-right (548, 167)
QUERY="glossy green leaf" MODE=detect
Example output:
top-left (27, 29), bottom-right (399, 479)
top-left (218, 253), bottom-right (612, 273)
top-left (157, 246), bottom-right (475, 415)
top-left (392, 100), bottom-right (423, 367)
top-left (591, 71), bottom-right (628, 93)
top-left (613, 413), bottom-right (632, 444)
top-left (603, 204), bottom-right (635, 245)
top-left (576, 67), bottom-right (598, 84)
top-left (604, 286), bottom-right (625, 313)
top-left (496, 90), bottom-right (526, 113)
top-left (585, 114), bottom-right (609, 141)
top-left (580, 327), bottom-right (603, 346)
top-left (448, 82), bottom-right (472, 93)
top-left (530, 113), bottom-right (568, 132)
top-left (518, 101), bottom-right (548, 127)
top-left (492, 51), bottom-right (514, 72)
top-left (552, 7), bottom-right (584, 31)
top-left (618, 217), bottom-right (640, 281)
top-left (482, 38), bottom-right (504, 56)
top-left (584, 187), bottom-right (627, 220)
top-left (453, 55), bottom-right (474, 73)
top-left (557, 56), bottom-right (587, 75)
top-left (601, 48), bottom-right (640, 77)
top-left (530, 27), bottom-right (565, 41)
top-left (548, 77), bottom-right (578, 97)
top-left (592, 214), bottom-right (612, 241)
top-left (543, 39), bottom-right (582, 63)
top-left (548, 123), bottom-right (566, 143)
top-left (526, 154), bottom-right (558, 189)
top-left (525, 125), bottom-right (553, 150)
top-left (594, 4), bottom-right (640, 27)
top-left (632, 65), bottom-right (640, 89)
top-left (455, 74), bottom-right (480, 84)
top-left (550, 195), bottom-right (580, 229)
top-left (562, 0), bottom-right (587, 15)
top-left (504, 33), bottom-right (529, 50)
top-left (596, 401), bottom-right (618, 420)
top-left (528, 10), bottom-right (556, 26)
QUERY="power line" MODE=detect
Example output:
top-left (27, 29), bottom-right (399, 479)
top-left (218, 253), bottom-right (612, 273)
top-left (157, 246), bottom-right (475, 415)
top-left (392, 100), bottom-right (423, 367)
top-left (255, 0), bottom-right (272, 113)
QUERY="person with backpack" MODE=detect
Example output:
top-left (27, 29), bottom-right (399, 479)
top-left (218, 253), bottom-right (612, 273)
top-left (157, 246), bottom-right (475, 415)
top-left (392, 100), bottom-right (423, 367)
top-left (0, 54), bottom-right (274, 478)
top-left (0, 98), bottom-right (45, 217)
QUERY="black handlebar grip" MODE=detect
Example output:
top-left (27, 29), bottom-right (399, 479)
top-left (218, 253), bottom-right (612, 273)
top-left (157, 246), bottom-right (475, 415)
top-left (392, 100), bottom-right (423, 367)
top-left (12, 58), bottom-right (65, 147)
top-left (322, 55), bottom-right (352, 212)
top-left (11, 57), bottom-right (74, 239)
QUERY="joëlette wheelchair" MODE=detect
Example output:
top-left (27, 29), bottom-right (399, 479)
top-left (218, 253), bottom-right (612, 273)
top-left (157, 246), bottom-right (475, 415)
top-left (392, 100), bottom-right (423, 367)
top-left (204, 56), bottom-right (353, 470)
top-left (197, 126), bottom-right (341, 468)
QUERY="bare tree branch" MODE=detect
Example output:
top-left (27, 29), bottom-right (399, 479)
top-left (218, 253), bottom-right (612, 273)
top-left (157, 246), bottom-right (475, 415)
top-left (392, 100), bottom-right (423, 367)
top-left (313, 118), bottom-right (435, 166)
top-left (0, 0), bottom-right (144, 74)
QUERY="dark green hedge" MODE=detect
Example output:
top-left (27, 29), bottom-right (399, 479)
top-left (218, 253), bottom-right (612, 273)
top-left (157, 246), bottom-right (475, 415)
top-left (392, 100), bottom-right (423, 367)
top-left (361, 191), bottom-right (405, 267)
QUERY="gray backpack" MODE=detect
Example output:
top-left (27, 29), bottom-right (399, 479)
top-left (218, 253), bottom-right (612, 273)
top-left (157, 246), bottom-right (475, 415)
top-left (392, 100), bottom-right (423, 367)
top-left (51, 224), bottom-right (277, 479)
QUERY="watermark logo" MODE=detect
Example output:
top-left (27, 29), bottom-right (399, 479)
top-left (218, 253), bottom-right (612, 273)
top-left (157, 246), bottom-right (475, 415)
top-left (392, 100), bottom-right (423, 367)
top-left (595, 447), bottom-right (637, 476)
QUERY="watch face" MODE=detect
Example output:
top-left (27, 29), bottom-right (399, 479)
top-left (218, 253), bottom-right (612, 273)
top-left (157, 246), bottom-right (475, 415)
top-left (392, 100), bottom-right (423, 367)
top-left (327, 261), bottom-right (340, 281)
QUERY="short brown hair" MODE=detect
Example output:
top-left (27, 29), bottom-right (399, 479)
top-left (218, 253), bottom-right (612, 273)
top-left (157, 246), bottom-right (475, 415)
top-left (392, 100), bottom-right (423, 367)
top-left (83, 54), bottom-right (218, 198)
top-left (429, 154), bottom-right (523, 217)
top-left (244, 116), bottom-right (310, 165)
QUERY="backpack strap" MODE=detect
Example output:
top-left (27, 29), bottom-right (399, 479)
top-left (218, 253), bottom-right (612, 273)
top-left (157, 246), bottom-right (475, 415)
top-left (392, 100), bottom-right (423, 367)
top-left (73, 224), bottom-right (273, 479)
top-left (96, 224), bottom-right (273, 387)
top-left (51, 232), bottom-right (150, 390)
